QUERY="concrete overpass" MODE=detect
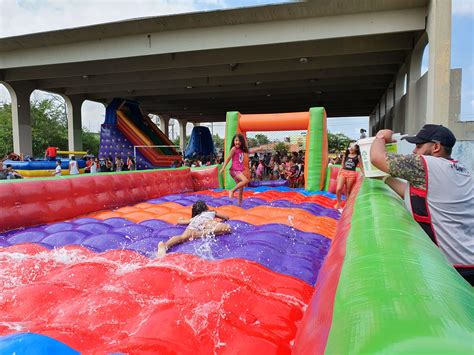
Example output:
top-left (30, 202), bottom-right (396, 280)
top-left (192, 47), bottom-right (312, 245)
top-left (0, 0), bottom-right (471, 156)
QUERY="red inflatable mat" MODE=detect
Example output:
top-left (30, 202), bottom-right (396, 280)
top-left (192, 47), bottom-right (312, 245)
top-left (0, 245), bottom-right (313, 354)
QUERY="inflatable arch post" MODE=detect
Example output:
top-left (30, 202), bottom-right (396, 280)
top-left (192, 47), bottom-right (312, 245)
top-left (223, 108), bottom-right (327, 191)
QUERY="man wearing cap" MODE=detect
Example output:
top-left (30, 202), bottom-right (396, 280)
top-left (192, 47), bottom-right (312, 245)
top-left (371, 124), bottom-right (473, 285)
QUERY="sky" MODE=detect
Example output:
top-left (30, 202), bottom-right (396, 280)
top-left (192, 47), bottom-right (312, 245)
top-left (0, 0), bottom-right (472, 139)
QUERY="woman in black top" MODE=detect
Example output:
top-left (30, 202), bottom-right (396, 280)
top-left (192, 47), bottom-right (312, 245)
top-left (334, 143), bottom-right (363, 210)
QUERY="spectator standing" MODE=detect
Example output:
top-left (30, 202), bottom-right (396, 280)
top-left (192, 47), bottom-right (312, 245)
top-left (44, 146), bottom-right (59, 161)
top-left (52, 160), bottom-right (62, 177)
top-left (90, 158), bottom-right (98, 174)
top-left (69, 156), bottom-right (80, 175)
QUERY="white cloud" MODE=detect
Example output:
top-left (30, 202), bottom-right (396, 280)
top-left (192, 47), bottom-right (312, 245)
top-left (452, 0), bottom-right (474, 17)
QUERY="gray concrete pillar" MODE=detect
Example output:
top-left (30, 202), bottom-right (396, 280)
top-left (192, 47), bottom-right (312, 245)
top-left (64, 95), bottom-right (85, 152)
top-left (179, 119), bottom-right (188, 153)
top-left (369, 114), bottom-right (376, 136)
top-left (6, 82), bottom-right (35, 156)
top-left (159, 115), bottom-right (170, 138)
top-left (393, 64), bottom-right (407, 133)
top-left (426, 0), bottom-right (451, 126)
top-left (405, 33), bottom-right (427, 133)
top-left (375, 103), bottom-right (380, 131)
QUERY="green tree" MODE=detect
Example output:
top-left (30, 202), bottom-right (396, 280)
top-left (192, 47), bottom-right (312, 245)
top-left (247, 137), bottom-right (258, 148)
top-left (212, 134), bottom-right (224, 150)
top-left (274, 142), bottom-right (289, 156)
top-left (0, 104), bottom-right (13, 157)
top-left (82, 131), bottom-right (100, 156)
top-left (328, 132), bottom-right (352, 153)
top-left (254, 134), bottom-right (269, 146)
top-left (0, 98), bottom-right (100, 158)
top-left (30, 98), bottom-right (68, 156)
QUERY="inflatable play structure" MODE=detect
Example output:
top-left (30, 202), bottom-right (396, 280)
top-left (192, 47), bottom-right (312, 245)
top-left (0, 106), bottom-right (472, 352)
top-left (2, 158), bottom-right (86, 177)
top-left (99, 99), bottom-right (181, 169)
top-left (1, 169), bottom-right (472, 353)
top-left (223, 108), bottom-right (327, 191)
top-left (184, 126), bottom-right (215, 158)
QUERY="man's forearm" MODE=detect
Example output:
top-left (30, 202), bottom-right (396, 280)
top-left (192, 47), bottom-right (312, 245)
top-left (384, 177), bottom-right (406, 198)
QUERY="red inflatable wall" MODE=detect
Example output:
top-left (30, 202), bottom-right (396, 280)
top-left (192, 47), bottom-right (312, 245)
top-left (327, 165), bottom-right (340, 194)
top-left (191, 165), bottom-right (220, 191)
top-left (0, 169), bottom-right (194, 232)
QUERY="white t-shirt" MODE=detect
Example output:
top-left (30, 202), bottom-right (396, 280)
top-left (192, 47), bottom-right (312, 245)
top-left (54, 165), bottom-right (62, 176)
top-left (188, 211), bottom-right (216, 231)
top-left (404, 156), bottom-right (474, 266)
top-left (69, 160), bottom-right (79, 174)
top-left (90, 163), bottom-right (97, 174)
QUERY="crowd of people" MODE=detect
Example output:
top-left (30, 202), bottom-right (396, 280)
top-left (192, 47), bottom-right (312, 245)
top-left (248, 150), bottom-right (305, 188)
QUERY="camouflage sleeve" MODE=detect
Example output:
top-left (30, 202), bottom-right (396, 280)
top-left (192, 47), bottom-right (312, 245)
top-left (385, 153), bottom-right (426, 190)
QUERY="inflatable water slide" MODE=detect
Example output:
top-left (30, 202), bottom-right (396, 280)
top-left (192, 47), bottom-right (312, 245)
top-left (0, 108), bottom-right (471, 354)
top-left (99, 99), bottom-right (181, 169)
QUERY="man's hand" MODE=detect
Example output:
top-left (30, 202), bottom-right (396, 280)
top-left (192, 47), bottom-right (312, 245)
top-left (375, 129), bottom-right (396, 143)
top-left (370, 129), bottom-right (394, 173)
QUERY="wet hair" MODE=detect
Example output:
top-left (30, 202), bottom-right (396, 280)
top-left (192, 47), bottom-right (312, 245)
top-left (231, 133), bottom-right (248, 153)
top-left (191, 200), bottom-right (209, 218)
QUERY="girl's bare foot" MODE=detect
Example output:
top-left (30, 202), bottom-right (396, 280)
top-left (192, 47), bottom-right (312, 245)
top-left (157, 242), bottom-right (168, 257)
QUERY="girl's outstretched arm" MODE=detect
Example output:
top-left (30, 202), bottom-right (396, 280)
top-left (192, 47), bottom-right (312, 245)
top-left (176, 217), bottom-right (191, 225)
top-left (215, 211), bottom-right (230, 221)
top-left (219, 147), bottom-right (235, 174)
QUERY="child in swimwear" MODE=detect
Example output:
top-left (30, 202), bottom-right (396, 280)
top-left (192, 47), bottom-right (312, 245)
top-left (157, 200), bottom-right (231, 257)
top-left (219, 133), bottom-right (249, 206)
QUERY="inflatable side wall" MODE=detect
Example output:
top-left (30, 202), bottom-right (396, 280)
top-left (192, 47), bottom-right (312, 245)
top-left (293, 178), bottom-right (473, 353)
top-left (0, 168), bottom-right (195, 232)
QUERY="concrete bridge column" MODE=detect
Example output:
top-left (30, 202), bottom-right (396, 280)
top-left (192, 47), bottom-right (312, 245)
top-left (379, 93), bottom-right (386, 128)
top-left (159, 115), bottom-right (170, 138)
top-left (385, 85), bottom-right (394, 130)
top-left (405, 33), bottom-right (427, 134)
top-left (426, 0), bottom-right (451, 126)
top-left (369, 113), bottom-right (376, 136)
top-left (5, 81), bottom-right (35, 156)
top-left (393, 64), bottom-right (407, 133)
top-left (179, 119), bottom-right (188, 154)
top-left (64, 95), bottom-right (85, 152)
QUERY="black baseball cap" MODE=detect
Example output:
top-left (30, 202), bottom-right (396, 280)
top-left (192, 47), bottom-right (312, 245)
top-left (402, 124), bottom-right (456, 148)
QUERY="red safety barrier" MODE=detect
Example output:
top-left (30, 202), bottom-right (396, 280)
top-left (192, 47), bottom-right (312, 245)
top-left (327, 165), bottom-right (340, 194)
top-left (0, 169), bottom-right (194, 232)
top-left (191, 165), bottom-right (220, 191)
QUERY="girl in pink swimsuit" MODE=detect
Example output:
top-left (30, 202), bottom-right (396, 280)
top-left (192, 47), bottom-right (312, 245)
top-left (220, 133), bottom-right (249, 206)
